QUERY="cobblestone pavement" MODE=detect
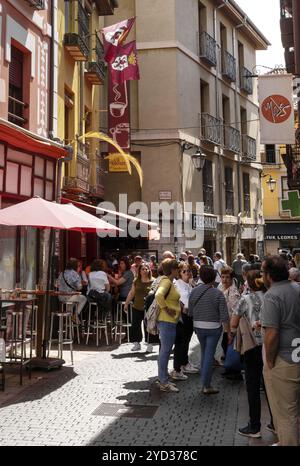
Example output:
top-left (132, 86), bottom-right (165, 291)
top-left (0, 335), bottom-right (276, 446)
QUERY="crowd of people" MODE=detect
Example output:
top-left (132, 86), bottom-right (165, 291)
top-left (57, 248), bottom-right (300, 446)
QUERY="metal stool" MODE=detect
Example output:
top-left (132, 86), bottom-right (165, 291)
top-left (86, 301), bottom-right (109, 346)
top-left (28, 304), bottom-right (38, 355)
top-left (114, 302), bottom-right (132, 344)
top-left (5, 308), bottom-right (33, 384)
top-left (48, 311), bottom-right (73, 365)
top-left (63, 301), bottom-right (81, 344)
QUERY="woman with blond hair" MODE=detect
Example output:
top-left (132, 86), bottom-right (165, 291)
top-left (124, 263), bottom-right (154, 352)
top-left (156, 259), bottom-right (181, 393)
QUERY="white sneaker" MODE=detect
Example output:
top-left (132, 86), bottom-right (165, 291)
top-left (131, 342), bottom-right (141, 351)
top-left (181, 363), bottom-right (199, 374)
top-left (170, 370), bottom-right (188, 381)
top-left (145, 343), bottom-right (153, 353)
top-left (159, 383), bottom-right (179, 393)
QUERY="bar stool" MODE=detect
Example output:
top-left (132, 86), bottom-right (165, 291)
top-left (64, 301), bottom-right (81, 344)
top-left (48, 310), bottom-right (73, 365)
top-left (86, 301), bottom-right (109, 346)
top-left (5, 307), bottom-right (33, 384)
top-left (114, 301), bottom-right (132, 344)
top-left (27, 304), bottom-right (38, 355)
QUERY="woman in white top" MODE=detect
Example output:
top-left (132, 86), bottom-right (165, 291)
top-left (170, 262), bottom-right (199, 381)
top-left (87, 260), bottom-right (112, 319)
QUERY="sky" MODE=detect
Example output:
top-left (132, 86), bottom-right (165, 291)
top-left (235, 0), bottom-right (285, 72)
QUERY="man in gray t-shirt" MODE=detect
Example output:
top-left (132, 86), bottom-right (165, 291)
top-left (261, 256), bottom-right (300, 446)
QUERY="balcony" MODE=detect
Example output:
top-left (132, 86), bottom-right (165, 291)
top-left (199, 31), bottom-right (217, 68)
top-left (89, 185), bottom-right (105, 199)
top-left (8, 95), bottom-right (28, 128)
top-left (284, 48), bottom-right (295, 74)
top-left (240, 67), bottom-right (253, 95)
top-left (224, 126), bottom-right (240, 153)
top-left (242, 135), bottom-right (257, 161)
top-left (201, 113), bottom-right (222, 145)
top-left (85, 36), bottom-right (106, 85)
top-left (25, 0), bottom-right (45, 9)
top-left (222, 50), bottom-right (236, 82)
top-left (64, 2), bottom-right (89, 61)
top-left (63, 154), bottom-right (90, 194)
top-left (94, 0), bottom-right (118, 15)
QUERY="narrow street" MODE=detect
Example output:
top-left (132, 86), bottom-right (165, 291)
top-left (0, 336), bottom-right (275, 447)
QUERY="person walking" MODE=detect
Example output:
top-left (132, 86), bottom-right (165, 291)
top-left (231, 270), bottom-right (272, 438)
top-left (156, 259), bottom-right (181, 393)
top-left (124, 263), bottom-right (154, 353)
top-left (261, 255), bottom-right (300, 446)
top-left (231, 253), bottom-right (247, 289)
top-left (218, 266), bottom-right (241, 363)
top-left (213, 252), bottom-right (226, 288)
top-left (170, 262), bottom-right (198, 381)
top-left (189, 266), bottom-right (230, 395)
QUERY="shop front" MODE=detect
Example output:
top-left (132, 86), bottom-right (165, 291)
top-left (265, 222), bottom-right (300, 255)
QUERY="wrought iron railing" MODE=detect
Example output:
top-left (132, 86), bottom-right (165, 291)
top-left (64, 1), bottom-right (90, 60)
top-left (25, 0), bottom-right (45, 9)
top-left (224, 126), bottom-right (241, 153)
top-left (222, 50), bottom-right (236, 82)
top-left (240, 67), bottom-right (253, 94)
top-left (201, 113), bottom-right (222, 145)
top-left (242, 135), bottom-right (257, 161)
top-left (8, 96), bottom-right (28, 127)
top-left (203, 185), bottom-right (214, 214)
top-left (199, 31), bottom-right (217, 67)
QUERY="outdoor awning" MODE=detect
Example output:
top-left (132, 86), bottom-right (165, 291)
top-left (0, 118), bottom-right (68, 159)
top-left (265, 223), bottom-right (300, 240)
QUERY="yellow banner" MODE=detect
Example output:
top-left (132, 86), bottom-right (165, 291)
top-left (108, 153), bottom-right (129, 172)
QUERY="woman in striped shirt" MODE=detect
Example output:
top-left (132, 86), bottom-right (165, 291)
top-left (189, 266), bottom-right (230, 395)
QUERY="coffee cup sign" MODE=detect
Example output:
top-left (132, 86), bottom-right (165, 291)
top-left (108, 74), bottom-right (130, 150)
top-left (261, 94), bottom-right (292, 124)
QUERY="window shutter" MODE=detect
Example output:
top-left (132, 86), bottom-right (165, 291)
top-left (9, 47), bottom-right (23, 88)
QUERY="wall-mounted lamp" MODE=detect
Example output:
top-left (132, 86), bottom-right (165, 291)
top-left (262, 174), bottom-right (277, 193)
top-left (191, 148), bottom-right (207, 171)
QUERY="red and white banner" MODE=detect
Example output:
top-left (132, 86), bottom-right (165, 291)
top-left (108, 68), bottom-right (130, 150)
top-left (109, 41), bottom-right (140, 85)
top-left (258, 74), bottom-right (295, 144)
top-left (101, 17), bottom-right (135, 64)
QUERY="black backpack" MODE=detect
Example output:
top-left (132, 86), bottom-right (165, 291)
top-left (144, 290), bottom-right (156, 311)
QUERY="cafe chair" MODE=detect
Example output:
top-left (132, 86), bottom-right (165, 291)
top-left (86, 301), bottom-right (109, 346)
top-left (114, 301), bottom-right (132, 344)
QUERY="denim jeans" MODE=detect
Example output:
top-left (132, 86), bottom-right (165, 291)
top-left (195, 326), bottom-right (222, 389)
top-left (157, 321), bottom-right (177, 384)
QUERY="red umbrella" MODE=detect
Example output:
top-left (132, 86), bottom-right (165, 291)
top-left (0, 196), bottom-right (121, 232)
top-left (0, 196), bottom-right (121, 365)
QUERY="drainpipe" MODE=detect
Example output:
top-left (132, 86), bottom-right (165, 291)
top-left (49, 0), bottom-right (55, 136)
top-left (232, 26), bottom-right (242, 254)
top-left (213, 7), bottom-right (224, 255)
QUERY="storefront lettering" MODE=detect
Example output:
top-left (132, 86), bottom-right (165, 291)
top-left (265, 235), bottom-right (298, 240)
top-left (192, 214), bottom-right (217, 231)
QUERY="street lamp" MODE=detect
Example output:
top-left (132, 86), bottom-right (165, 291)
top-left (191, 148), bottom-right (207, 171)
top-left (263, 174), bottom-right (277, 193)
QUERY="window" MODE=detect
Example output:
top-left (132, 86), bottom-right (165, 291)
top-left (281, 176), bottom-right (289, 199)
top-left (243, 173), bottom-right (251, 216)
top-left (8, 46), bottom-right (26, 127)
top-left (238, 41), bottom-right (244, 86)
top-left (200, 80), bottom-right (209, 114)
top-left (198, 1), bottom-right (207, 33)
top-left (225, 167), bottom-right (234, 215)
top-left (203, 160), bottom-right (214, 213)
top-left (265, 145), bottom-right (276, 164)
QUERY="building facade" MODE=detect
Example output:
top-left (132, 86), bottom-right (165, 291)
top-left (101, 0), bottom-right (269, 262)
top-left (0, 0), bottom-right (68, 289)
top-left (262, 143), bottom-right (300, 255)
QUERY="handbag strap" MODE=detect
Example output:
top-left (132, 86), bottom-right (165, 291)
top-left (62, 272), bottom-right (78, 292)
top-left (193, 285), bottom-right (212, 308)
